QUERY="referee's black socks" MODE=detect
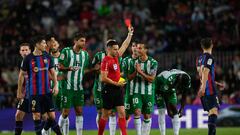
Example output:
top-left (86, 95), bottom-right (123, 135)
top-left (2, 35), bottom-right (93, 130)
top-left (208, 114), bottom-right (217, 135)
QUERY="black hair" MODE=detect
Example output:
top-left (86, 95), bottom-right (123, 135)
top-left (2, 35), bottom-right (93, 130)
top-left (19, 42), bottom-right (31, 49)
top-left (200, 38), bottom-right (213, 49)
top-left (177, 74), bottom-right (190, 89)
top-left (31, 35), bottom-right (45, 47)
top-left (45, 34), bottom-right (58, 42)
top-left (106, 39), bottom-right (118, 47)
top-left (137, 42), bottom-right (148, 50)
top-left (73, 32), bottom-right (86, 41)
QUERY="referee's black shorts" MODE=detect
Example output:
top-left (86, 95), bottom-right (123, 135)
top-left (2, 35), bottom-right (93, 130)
top-left (102, 83), bottom-right (124, 110)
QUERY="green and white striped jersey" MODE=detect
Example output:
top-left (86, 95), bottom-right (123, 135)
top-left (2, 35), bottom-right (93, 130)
top-left (52, 55), bottom-right (61, 75)
top-left (51, 55), bottom-right (63, 87)
top-left (129, 56), bottom-right (158, 95)
top-left (92, 51), bottom-right (107, 91)
top-left (122, 55), bottom-right (138, 95)
top-left (59, 47), bottom-right (90, 91)
top-left (155, 69), bottom-right (191, 93)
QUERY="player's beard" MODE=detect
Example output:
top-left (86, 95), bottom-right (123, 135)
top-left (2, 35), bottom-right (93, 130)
top-left (51, 48), bottom-right (59, 54)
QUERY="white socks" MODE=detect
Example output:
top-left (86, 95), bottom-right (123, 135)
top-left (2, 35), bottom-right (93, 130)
top-left (134, 116), bottom-right (141, 135)
top-left (41, 128), bottom-right (51, 135)
top-left (76, 116), bottom-right (83, 135)
top-left (158, 109), bottom-right (166, 135)
top-left (142, 118), bottom-right (152, 135)
top-left (96, 113), bottom-right (100, 128)
top-left (59, 116), bottom-right (69, 135)
top-left (172, 114), bottom-right (180, 135)
top-left (109, 116), bottom-right (117, 135)
top-left (58, 115), bottom-right (64, 132)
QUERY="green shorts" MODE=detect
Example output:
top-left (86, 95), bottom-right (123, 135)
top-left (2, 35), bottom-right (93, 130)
top-left (132, 94), bottom-right (154, 114)
top-left (156, 92), bottom-right (177, 109)
top-left (93, 84), bottom-right (103, 110)
top-left (124, 94), bottom-right (134, 115)
top-left (52, 81), bottom-right (63, 110)
top-left (61, 89), bottom-right (84, 108)
top-left (53, 91), bottom-right (62, 110)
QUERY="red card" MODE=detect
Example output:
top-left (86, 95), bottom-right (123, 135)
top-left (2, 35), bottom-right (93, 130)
top-left (124, 19), bottom-right (131, 27)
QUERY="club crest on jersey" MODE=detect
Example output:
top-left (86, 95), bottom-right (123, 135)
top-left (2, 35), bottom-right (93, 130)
top-left (60, 54), bottom-right (64, 59)
top-left (44, 59), bottom-right (48, 64)
top-left (164, 85), bottom-right (168, 90)
top-left (33, 67), bottom-right (39, 72)
top-left (113, 64), bottom-right (118, 70)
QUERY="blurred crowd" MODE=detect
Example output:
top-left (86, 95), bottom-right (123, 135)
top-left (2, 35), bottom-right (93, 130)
top-left (0, 0), bottom-right (240, 108)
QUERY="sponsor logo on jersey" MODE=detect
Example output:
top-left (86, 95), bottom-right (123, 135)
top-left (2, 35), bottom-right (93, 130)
top-left (113, 64), bottom-right (118, 70)
top-left (44, 59), bottom-right (48, 64)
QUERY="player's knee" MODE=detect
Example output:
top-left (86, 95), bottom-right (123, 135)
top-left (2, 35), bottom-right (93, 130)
top-left (15, 111), bottom-right (25, 121)
top-left (118, 110), bottom-right (126, 118)
top-left (110, 111), bottom-right (116, 116)
top-left (32, 113), bottom-right (41, 120)
top-left (47, 112), bottom-right (56, 120)
top-left (62, 109), bottom-right (70, 118)
top-left (75, 109), bottom-right (83, 116)
top-left (143, 114), bottom-right (151, 119)
top-left (134, 109), bottom-right (141, 116)
top-left (41, 113), bottom-right (48, 121)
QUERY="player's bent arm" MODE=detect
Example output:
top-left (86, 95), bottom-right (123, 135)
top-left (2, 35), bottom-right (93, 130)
top-left (138, 71), bottom-right (156, 83)
top-left (101, 71), bottom-right (118, 86)
top-left (200, 67), bottom-right (210, 91)
top-left (127, 70), bottom-right (137, 80)
top-left (59, 63), bottom-right (72, 71)
top-left (17, 70), bottom-right (25, 99)
top-left (118, 27), bottom-right (134, 56)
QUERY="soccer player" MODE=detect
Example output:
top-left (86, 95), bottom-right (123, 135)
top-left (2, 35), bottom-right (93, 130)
top-left (41, 36), bottom-right (63, 135)
top-left (92, 50), bottom-right (118, 135)
top-left (127, 42), bottom-right (158, 135)
top-left (17, 35), bottom-right (62, 135)
top-left (98, 26), bottom-right (134, 135)
top-left (155, 69), bottom-right (191, 135)
top-left (58, 33), bottom-right (90, 135)
top-left (198, 38), bottom-right (219, 135)
top-left (121, 42), bottom-right (139, 127)
top-left (15, 43), bottom-right (31, 135)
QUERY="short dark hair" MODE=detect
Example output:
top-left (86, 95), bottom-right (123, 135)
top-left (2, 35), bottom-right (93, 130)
top-left (31, 35), bottom-right (45, 47)
top-left (73, 32), bottom-right (86, 41)
top-left (137, 42), bottom-right (148, 50)
top-left (200, 38), bottom-right (213, 49)
top-left (45, 34), bottom-right (58, 42)
top-left (106, 39), bottom-right (118, 47)
top-left (19, 42), bottom-right (31, 50)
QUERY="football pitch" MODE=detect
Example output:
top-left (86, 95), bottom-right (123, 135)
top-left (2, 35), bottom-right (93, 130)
top-left (1, 128), bottom-right (239, 135)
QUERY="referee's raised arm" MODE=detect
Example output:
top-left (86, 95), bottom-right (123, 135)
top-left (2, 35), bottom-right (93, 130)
top-left (118, 26), bottom-right (134, 56)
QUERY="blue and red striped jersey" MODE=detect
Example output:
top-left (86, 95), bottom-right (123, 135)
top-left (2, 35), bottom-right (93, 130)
top-left (21, 52), bottom-right (54, 96)
top-left (198, 53), bottom-right (217, 96)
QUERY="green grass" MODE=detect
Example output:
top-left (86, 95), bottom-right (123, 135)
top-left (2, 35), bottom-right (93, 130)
top-left (1, 128), bottom-right (239, 135)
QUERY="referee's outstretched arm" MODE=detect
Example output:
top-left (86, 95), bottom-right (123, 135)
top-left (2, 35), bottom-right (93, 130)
top-left (118, 26), bottom-right (134, 56)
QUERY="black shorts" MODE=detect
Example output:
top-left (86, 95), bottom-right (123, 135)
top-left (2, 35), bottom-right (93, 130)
top-left (201, 95), bottom-right (220, 111)
top-left (102, 84), bottom-right (124, 110)
top-left (30, 94), bottom-right (55, 113)
top-left (16, 98), bottom-right (30, 113)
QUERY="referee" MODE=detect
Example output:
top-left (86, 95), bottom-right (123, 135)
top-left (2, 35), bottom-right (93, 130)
top-left (98, 26), bottom-right (134, 135)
